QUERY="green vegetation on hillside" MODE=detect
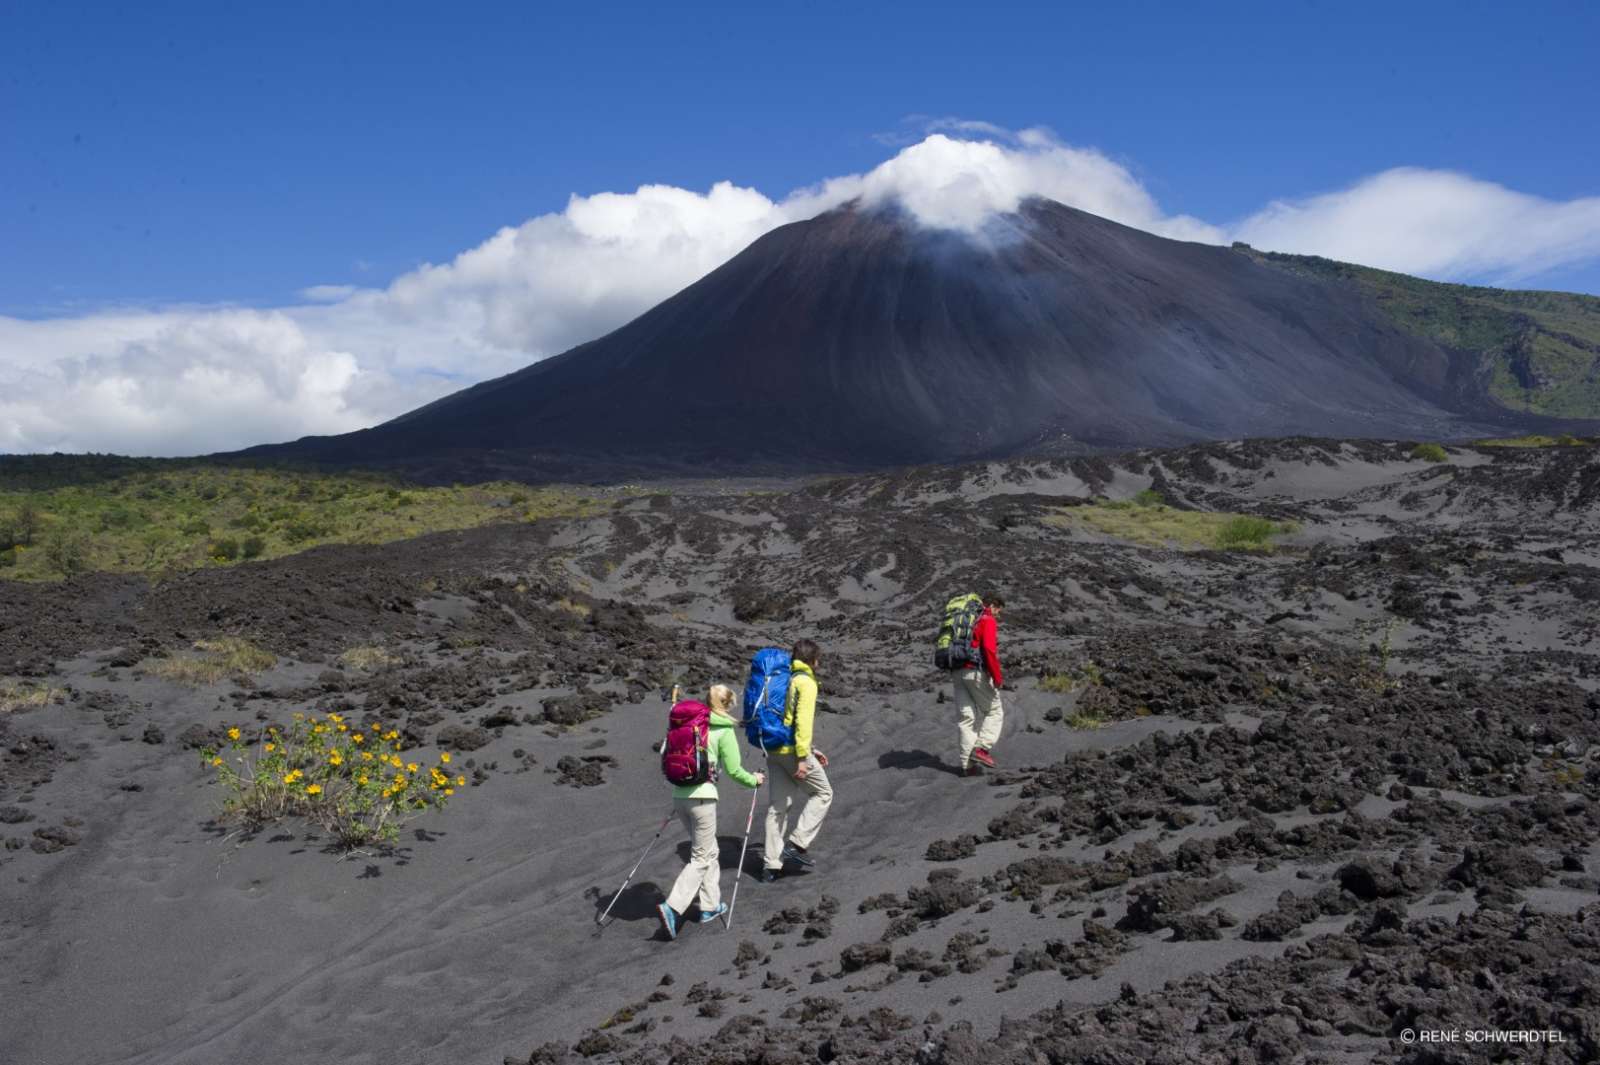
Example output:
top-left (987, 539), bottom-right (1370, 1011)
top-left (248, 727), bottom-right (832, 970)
top-left (1474, 434), bottom-right (1592, 448)
top-left (1232, 244), bottom-right (1600, 418)
top-left (1045, 494), bottom-right (1298, 552)
top-left (0, 465), bottom-right (611, 581)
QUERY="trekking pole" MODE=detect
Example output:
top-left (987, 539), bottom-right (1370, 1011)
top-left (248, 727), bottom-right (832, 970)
top-left (724, 775), bottom-right (761, 930)
top-left (725, 680), bottom-right (773, 930)
top-left (595, 808), bottom-right (674, 933)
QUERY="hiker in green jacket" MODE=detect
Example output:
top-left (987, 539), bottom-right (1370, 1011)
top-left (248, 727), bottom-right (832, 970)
top-left (657, 685), bottom-right (764, 939)
top-left (762, 639), bottom-right (834, 882)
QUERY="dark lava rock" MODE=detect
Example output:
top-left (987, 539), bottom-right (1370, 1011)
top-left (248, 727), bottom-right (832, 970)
top-left (541, 692), bottom-right (611, 727)
top-left (555, 755), bottom-right (612, 788)
top-left (31, 824), bottom-right (82, 853)
top-left (436, 725), bottom-right (492, 752)
top-left (0, 805), bottom-right (33, 824)
top-left (1336, 858), bottom-right (1406, 901)
top-left (925, 834), bottom-right (978, 861)
top-left (1118, 875), bottom-right (1240, 933)
top-left (481, 708), bottom-right (520, 729)
top-left (839, 943), bottom-right (892, 972)
top-left (141, 724), bottom-right (164, 745)
top-left (176, 723), bottom-right (223, 750)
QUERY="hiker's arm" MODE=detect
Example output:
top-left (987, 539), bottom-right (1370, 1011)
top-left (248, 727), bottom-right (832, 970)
top-left (719, 730), bottom-right (760, 788)
top-left (980, 617), bottom-right (1003, 687)
top-left (791, 677), bottom-right (816, 759)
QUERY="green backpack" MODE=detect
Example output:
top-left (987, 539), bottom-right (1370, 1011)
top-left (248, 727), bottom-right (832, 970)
top-left (933, 593), bottom-right (984, 670)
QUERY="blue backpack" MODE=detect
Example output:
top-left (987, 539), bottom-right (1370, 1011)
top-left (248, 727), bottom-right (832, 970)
top-left (743, 648), bottom-right (793, 751)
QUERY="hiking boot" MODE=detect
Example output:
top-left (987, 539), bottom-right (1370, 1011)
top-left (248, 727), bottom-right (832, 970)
top-left (780, 842), bottom-right (815, 868)
top-left (656, 902), bottom-right (678, 941)
top-left (759, 868), bottom-right (782, 883)
top-left (696, 903), bottom-right (729, 924)
top-left (972, 747), bottom-right (997, 769)
top-left (964, 764), bottom-right (983, 777)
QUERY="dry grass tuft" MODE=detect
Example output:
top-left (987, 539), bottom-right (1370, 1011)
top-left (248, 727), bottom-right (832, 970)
top-left (337, 645), bottom-right (399, 671)
top-left (0, 680), bottom-right (65, 714)
top-left (150, 637), bottom-right (277, 685)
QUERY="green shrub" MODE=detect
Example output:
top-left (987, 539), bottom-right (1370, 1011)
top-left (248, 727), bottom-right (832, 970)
top-left (210, 538), bottom-right (240, 562)
top-left (230, 512), bottom-right (268, 532)
top-left (179, 517), bottom-right (211, 537)
top-left (42, 525), bottom-right (91, 577)
top-left (241, 536), bottom-right (266, 560)
top-left (1133, 488), bottom-right (1163, 507)
top-left (13, 503), bottom-right (39, 546)
top-left (282, 518), bottom-right (331, 544)
top-left (0, 547), bottom-right (15, 569)
top-left (1410, 442), bottom-right (1448, 462)
top-left (1214, 516), bottom-right (1281, 549)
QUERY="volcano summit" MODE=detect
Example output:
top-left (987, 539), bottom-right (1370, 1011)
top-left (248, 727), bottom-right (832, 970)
top-left (242, 198), bottom-right (1599, 476)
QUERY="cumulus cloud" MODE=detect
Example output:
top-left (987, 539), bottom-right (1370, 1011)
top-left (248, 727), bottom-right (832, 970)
top-left (3, 125), bottom-right (1598, 456)
top-left (1231, 167), bottom-right (1600, 285)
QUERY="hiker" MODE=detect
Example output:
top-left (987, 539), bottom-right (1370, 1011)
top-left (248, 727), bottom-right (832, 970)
top-left (761, 639), bottom-right (833, 882)
top-left (656, 685), bottom-right (764, 940)
top-left (954, 594), bottom-right (1005, 775)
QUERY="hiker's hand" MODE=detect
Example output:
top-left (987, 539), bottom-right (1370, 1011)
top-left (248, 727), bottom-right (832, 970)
top-left (814, 751), bottom-right (828, 768)
top-left (754, 772), bottom-right (766, 785)
top-left (794, 762), bottom-right (810, 780)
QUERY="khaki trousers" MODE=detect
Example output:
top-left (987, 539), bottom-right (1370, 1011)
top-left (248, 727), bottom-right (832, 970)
top-left (763, 752), bottom-right (833, 869)
top-left (664, 797), bottom-right (720, 914)
top-left (955, 669), bottom-right (1004, 769)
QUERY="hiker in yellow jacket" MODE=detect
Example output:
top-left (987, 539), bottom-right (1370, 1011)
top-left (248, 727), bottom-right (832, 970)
top-left (761, 639), bottom-right (833, 882)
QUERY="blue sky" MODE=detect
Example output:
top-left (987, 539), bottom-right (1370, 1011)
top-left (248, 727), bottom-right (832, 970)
top-left (3, 0), bottom-right (1599, 455)
top-left (5, 0), bottom-right (1598, 313)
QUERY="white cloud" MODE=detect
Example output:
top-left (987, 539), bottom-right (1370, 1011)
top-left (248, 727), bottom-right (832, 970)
top-left (1231, 167), bottom-right (1600, 284)
top-left (300, 284), bottom-right (360, 302)
top-left (3, 126), bottom-right (1598, 456)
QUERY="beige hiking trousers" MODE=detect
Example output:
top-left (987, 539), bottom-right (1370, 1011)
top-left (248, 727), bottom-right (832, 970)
top-left (664, 797), bottom-right (720, 913)
top-left (763, 752), bottom-right (833, 869)
top-left (955, 669), bottom-right (1004, 769)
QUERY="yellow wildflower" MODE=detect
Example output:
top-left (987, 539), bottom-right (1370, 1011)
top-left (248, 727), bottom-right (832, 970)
top-left (370, 722), bottom-right (381, 731)
top-left (351, 733), bottom-right (364, 744)
top-left (294, 712), bottom-right (304, 719)
top-left (444, 788), bottom-right (454, 797)
top-left (329, 713), bottom-right (343, 723)
top-left (440, 752), bottom-right (451, 764)
top-left (329, 752), bottom-right (343, 767)
top-left (361, 751), bottom-right (374, 762)
top-left (394, 775), bottom-right (407, 787)
top-left (264, 743), bottom-right (276, 753)
top-left (406, 762), bottom-right (419, 774)
top-left (385, 730), bottom-right (399, 741)
top-left (211, 756), bottom-right (223, 767)
top-left (227, 727), bottom-right (241, 741)
top-left (337, 724), bottom-right (348, 733)
top-left (282, 773), bottom-right (296, 785)
top-left (357, 774), bottom-right (369, 785)
top-left (456, 775), bottom-right (466, 787)
top-left (306, 783), bottom-right (322, 796)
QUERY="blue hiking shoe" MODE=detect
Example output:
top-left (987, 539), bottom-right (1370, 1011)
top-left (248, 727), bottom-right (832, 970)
top-left (759, 868), bottom-right (782, 883)
top-left (656, 903), bottom-right (678, 940)
top-left (781, 842), bottom-right (814, 868)
top-left (696, 903), bottom-right (729, 925)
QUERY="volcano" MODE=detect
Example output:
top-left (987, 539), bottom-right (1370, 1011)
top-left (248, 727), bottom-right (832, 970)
top-left (241, 198), bottom-right (1593, 475)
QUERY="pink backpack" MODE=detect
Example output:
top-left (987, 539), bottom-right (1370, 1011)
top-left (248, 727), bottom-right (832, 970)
top-left (661, 700), bottom-right (716, 786)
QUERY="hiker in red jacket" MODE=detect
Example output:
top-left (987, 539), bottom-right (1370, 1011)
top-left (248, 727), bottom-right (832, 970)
top-left (956, 594), bottom-right (1005, 775)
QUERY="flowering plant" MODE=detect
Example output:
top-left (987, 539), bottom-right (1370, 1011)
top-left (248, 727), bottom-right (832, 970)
top-left (201, 712), bottom-right (466, 848)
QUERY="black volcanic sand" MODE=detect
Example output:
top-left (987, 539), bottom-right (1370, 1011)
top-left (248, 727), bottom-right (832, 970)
top-left (2, 438), bottom-right (1598, 1065)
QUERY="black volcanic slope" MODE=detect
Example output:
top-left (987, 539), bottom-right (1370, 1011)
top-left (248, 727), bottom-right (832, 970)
top-left (243, 199), bottom-right (1587, 474)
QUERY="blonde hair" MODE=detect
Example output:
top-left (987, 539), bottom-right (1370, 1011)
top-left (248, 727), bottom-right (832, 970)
top-left (708, 684), bottom-right (736, 714)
